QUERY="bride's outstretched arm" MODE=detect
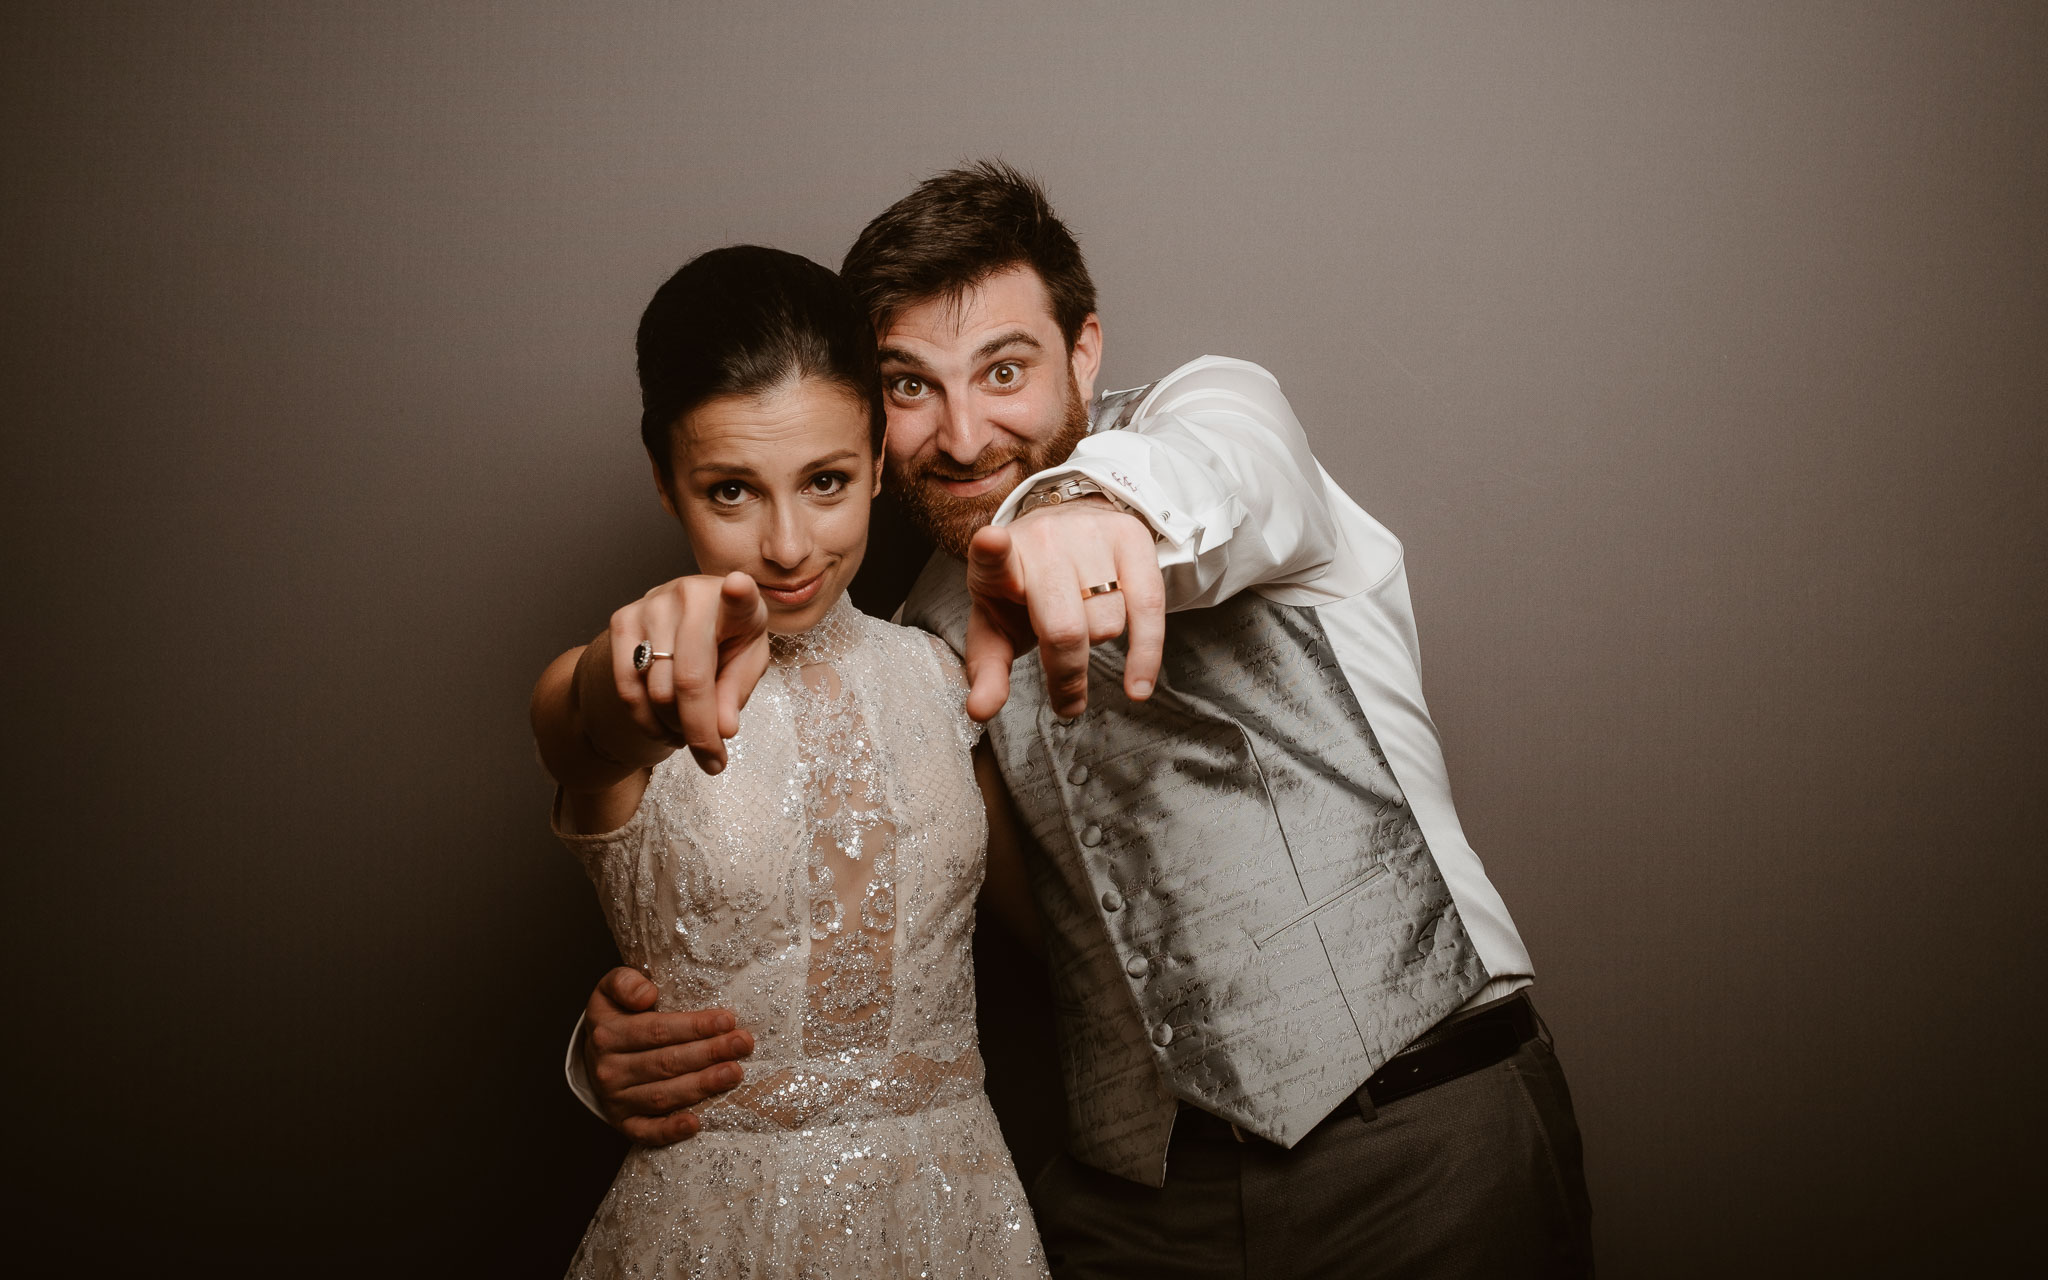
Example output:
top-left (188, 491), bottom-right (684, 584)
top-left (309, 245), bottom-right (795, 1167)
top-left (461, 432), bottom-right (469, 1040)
top-left (533, 571), bottom-right (770, 832)
top-left (974, 741), bottom-right (1044, 956)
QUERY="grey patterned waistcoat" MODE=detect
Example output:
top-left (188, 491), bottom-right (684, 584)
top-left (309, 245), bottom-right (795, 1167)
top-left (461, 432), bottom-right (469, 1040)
top-left (903, 393), bottom-right (1488, 1187)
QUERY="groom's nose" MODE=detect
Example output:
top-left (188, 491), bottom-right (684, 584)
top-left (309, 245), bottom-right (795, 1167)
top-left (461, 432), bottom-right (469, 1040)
top-left (933, 394), bottom-right (991, 466)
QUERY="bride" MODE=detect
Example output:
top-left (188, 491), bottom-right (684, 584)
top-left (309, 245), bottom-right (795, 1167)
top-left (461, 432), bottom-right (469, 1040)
top-left (530, 245), bottom-right (1048, 1278)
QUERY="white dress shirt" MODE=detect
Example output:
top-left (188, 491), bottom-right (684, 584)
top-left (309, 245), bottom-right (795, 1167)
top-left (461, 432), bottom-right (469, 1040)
top-left (992, 354), bottom-right (1534, 1002)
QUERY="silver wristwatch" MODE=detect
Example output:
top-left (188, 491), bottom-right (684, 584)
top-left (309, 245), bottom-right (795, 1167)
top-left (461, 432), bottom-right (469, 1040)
top-left (1014, 476), bottom-right (1134, 519)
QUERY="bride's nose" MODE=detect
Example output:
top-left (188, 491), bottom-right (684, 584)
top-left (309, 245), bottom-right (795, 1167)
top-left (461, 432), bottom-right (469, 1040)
top-left (760, 499), bottom-right (811, 570)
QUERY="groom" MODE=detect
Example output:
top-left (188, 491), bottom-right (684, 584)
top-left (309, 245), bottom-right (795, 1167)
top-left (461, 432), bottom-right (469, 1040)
top-left (573, 162), bottom-right (1593, 1277)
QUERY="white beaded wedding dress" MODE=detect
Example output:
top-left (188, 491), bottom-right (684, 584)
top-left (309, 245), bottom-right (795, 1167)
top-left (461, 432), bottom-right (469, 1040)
top-left (556, 596), bottom-right (1047, 1279)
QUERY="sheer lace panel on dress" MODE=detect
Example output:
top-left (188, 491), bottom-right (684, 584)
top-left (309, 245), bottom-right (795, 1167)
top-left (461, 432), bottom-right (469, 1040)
top-left (792, 657), bottom-right (899, 1054)
top-left (696, 605), bottom-right (988, 1133)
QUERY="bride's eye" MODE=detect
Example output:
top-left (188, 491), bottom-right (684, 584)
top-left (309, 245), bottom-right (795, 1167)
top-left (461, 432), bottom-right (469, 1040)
top-left (809, 472), bottom-right (850, 497)
top-left (708, 481), bottom-right (749, 506)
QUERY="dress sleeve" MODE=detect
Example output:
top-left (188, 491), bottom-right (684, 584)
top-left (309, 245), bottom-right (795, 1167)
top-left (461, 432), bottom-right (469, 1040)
top-left (550, 777), bottom-right (657, 870)
top-left (549, 778), bottom-right (665, 1126)
top-left (549, 766), bottom-right (675, 973)
top-left (921, 632), bottom-right (985, 750)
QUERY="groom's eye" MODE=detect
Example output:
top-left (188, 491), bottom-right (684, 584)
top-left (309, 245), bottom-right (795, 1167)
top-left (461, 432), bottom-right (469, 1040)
top-left (989, 362), bottom-right (1020, 387)
top-left (889, 374), bottom-right (927, 399)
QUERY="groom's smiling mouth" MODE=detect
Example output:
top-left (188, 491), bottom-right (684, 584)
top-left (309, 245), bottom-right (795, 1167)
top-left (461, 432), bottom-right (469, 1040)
top-left (930, 457), bottom-right (1023, 499)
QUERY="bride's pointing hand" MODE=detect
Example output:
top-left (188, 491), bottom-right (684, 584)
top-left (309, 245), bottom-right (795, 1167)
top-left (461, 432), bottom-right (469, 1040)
top-left (619, 571), bottom-right (769, 776)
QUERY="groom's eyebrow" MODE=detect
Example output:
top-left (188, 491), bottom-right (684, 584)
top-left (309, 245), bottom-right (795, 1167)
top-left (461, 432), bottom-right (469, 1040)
top-left (971, 330), bottom-right (1042, 362)
top-left (875, 330), bottom-right (1044, 370)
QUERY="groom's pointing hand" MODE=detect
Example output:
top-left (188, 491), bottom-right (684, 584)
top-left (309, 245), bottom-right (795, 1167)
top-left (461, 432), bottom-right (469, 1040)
top-left (962, 500), bottom-right (1165, 721)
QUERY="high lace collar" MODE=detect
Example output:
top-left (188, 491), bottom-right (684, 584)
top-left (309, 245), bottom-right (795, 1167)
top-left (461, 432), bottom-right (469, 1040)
top-left (768, 591), bottom-right (864, 666)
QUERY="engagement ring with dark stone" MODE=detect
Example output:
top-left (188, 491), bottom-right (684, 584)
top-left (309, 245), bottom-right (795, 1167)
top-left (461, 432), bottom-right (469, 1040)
top-left (632, 642), bottom-right (671, 672)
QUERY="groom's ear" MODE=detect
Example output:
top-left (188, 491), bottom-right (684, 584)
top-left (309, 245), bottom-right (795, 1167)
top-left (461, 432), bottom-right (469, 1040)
top-left (1069, 312), bottom-right (1103, 404)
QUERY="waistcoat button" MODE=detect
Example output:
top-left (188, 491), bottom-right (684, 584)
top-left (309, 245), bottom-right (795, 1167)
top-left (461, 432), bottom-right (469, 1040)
top-left (1100, 889), bottom-right (1124, 912)
top-left (1125, 954), bottom-right (1150, 979)
top-left (1080, 824), bottom-right (1104, 847)
top-left (1067, 763), bottom-right (1090, 785)
top-left (1152, 1023), bottom-right (1174, 1047)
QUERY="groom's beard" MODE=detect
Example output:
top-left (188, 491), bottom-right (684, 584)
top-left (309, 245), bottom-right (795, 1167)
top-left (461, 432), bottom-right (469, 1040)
top-left (887, 374), bottom-right (1091, 560)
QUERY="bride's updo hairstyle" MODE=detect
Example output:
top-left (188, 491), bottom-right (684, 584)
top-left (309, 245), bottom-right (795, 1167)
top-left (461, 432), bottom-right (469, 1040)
top-left (636, 245), bottom-right (885, 483)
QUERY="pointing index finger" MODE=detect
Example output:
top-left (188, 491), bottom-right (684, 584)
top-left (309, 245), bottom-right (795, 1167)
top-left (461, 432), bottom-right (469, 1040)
top-left (964, 602), bottom-right (1017, 722)
top-left (965, 525), bottom-right (1024, 604)
top-left (716, 572), bottom-right (765, 643)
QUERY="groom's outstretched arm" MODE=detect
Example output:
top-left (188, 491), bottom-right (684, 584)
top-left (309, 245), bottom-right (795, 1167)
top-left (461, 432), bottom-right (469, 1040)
top-left (568, 967), bottom-right (754, 1145)
top-left (964, 357), bottom-right (1350, 719)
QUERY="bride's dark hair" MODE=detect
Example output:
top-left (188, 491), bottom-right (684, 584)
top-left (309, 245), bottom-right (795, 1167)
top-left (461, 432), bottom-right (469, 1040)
top-left (636, 245), bottom-right (884, 480)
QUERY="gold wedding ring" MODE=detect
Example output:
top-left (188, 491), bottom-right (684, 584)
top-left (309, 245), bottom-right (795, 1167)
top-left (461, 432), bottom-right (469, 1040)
top-left (1083, 580), bottom-right (1121, 598)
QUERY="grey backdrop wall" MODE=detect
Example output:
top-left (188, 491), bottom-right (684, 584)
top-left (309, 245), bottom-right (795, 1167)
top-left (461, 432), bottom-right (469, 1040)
top-left (5, 2), bottom-right (2043, 1275)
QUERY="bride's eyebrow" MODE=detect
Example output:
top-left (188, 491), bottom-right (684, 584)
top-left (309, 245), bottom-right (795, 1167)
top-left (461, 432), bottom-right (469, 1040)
top-left (689, 449), bottom-right (860, 479)
top-left (687, 460), bottom-right (761, 479)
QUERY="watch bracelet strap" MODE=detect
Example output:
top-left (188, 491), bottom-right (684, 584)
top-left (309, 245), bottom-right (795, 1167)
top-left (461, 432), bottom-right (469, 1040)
top-left (1016, 478), bottom-right (1160, 539)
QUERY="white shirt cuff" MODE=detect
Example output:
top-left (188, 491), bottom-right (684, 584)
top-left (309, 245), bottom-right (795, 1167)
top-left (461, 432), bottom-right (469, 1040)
top-left (564, 1009), bottom-right (606, 1121)
top-left (991, 441), bottom-right (1203, 550)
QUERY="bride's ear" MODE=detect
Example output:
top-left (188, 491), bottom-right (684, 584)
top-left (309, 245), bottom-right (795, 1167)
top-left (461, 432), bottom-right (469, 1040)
top-left (649, 452), bottom-right (680, 519)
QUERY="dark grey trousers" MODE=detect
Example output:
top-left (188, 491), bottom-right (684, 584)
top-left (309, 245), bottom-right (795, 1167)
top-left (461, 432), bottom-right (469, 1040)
top-left (1030, 1019), bottom-right (1593, 1279)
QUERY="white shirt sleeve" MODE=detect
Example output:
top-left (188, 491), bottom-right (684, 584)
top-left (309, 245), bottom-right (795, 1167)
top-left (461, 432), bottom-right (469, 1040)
top-left (991, 357), bottom-right (1385, 610)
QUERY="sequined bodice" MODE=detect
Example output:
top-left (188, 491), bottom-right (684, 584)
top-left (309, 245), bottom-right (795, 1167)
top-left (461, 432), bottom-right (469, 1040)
top-left (567, 597), bottom-right (990, 1132)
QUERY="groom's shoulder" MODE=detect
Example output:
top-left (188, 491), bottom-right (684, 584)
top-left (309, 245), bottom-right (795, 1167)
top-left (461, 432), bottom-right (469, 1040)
top-left (899, 551), bottom-right (970, 654)
top-left (1108, 355), bottom-right (1292, 430)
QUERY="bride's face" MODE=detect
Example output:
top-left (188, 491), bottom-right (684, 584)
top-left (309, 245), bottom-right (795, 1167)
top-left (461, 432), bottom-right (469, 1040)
top-left (661, 377), bottom-right (882, 635)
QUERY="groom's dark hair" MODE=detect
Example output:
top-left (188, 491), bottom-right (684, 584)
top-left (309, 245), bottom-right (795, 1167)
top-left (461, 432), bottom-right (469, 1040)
top-left (841, 160), bottom-right (1097, 349)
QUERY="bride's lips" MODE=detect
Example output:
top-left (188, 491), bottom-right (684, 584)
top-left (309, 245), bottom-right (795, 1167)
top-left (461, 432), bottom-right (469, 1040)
top-left (757, 573), bottom-right (824, 607)
top-left (932, 458), bottom-right (1022, 499)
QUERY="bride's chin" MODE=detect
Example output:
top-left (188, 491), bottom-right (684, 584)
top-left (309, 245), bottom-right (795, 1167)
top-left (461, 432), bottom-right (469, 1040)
top-left (763, 592), bottom-right (842, 634)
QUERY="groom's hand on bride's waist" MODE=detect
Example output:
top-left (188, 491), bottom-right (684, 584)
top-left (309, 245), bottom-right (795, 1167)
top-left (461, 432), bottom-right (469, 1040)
top-left (963, 500), bottom-right (1165, 722)
top-left (583, 966), bottom-right (755, 1145)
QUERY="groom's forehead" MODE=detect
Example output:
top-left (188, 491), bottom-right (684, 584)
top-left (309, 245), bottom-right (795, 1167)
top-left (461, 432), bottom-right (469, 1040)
top-left (875, 266), bottom-right (1062, 351)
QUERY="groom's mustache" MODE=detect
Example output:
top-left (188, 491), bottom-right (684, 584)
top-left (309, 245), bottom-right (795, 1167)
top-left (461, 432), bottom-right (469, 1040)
top-left (917, 451), bottom-right (1027, 484)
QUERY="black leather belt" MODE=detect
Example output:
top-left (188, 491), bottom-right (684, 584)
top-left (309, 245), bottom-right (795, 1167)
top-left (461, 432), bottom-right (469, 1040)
top-left (1177, 992), bottom-right (1541, 1144)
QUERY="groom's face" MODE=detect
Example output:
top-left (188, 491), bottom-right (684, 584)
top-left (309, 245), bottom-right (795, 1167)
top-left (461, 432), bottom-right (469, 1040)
top-left (875, 265), bottom-right (1102, 557)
